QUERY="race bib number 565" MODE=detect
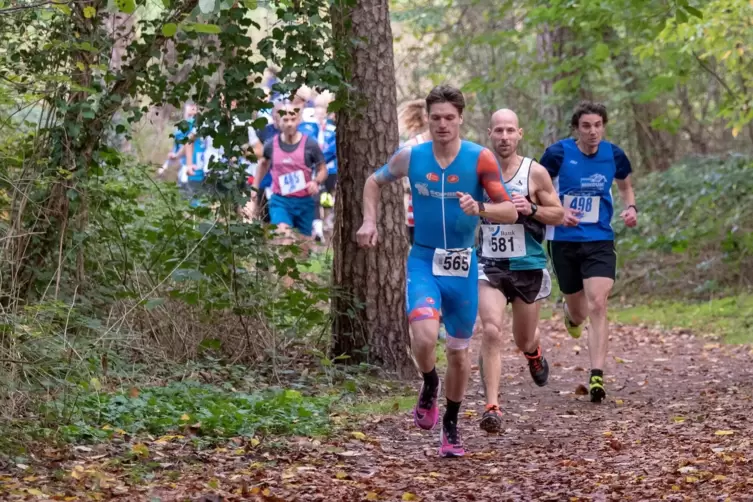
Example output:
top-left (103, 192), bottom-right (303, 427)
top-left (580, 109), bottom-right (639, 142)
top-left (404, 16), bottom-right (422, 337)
top-left (432, 248), bottom-right (472, 277)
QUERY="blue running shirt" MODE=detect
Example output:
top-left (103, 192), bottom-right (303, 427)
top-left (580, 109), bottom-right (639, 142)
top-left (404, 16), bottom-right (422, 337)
top-left (540, 138), bottom-right (632, 242)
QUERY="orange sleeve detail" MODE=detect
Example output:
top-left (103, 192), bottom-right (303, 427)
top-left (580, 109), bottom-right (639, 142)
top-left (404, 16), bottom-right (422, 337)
top-left (477, 149), bottom-right (511, 203)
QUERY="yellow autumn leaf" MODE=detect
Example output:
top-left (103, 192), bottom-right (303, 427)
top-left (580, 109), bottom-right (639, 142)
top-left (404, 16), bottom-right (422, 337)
top-left (250, 438), bottom-right (260, 447)
top-left (603, 431), bottom-right (612, 437)
top-left (180, 413), bottom-right (190, 421)
top-left (366, 492), bottom-right (379, 501)
top-left (27, 488), bottom-right (44, 496)
top-left (715, 430), bottom-right (734, 436)
top-left (83, 6), bottom-right (96, 18)
top-left (90, 377), bottom-right (102, 391)
top-left (402, 493), bottom-right (418, 501)
top-left (615, 399), bottom-right (624, 405)
top-left (429, 472), bottom-right (441, 478)
top-left (722, 50), bottom-right (733, 60)
top-left (351, 431), bottom-right (367, 440)
top-left (262, 488), bottom-right (271, 496)
top-left (131, 443), bottom-right (149, 457)
top-left (335, 471), bottom-right (348, 479)
top-left (673, 416), bottom-right (685, 423)
top-left (685, 476), bottom-right (699, 483)
top-left (732, 127), bottom-right (740, 138)
top-left (70, 465), bottom-right (85, 480)
top-left (713, 474), bottom-right (727, 481)
top-left (671, 485), bottom-right (680, 491)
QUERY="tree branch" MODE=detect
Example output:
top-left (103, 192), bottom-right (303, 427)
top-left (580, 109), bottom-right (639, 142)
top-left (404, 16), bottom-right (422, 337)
top-left (692, 50), bottom-right (738, 99)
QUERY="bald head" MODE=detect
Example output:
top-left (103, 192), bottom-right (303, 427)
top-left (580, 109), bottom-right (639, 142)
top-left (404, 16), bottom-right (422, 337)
top-left (488, 108), bottom-right (523, 160)
top-left (489, 108), bottom-right (519, 129)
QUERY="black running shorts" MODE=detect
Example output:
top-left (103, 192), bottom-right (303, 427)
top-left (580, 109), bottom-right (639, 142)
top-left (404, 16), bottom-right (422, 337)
top-left (547, 240), bottom-right (616, 295)
top-left (478, 261), bottom-right (552, 304)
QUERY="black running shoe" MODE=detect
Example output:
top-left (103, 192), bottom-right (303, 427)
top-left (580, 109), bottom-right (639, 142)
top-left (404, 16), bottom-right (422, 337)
top-left (589, 375), bottom-right (606, 403)
top-left (525, 346), bottom-right (549, 387)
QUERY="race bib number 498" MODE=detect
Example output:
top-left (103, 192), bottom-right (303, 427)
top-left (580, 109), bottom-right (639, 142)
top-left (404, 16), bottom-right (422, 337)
top-left (564, 195), bottom-right (600, 224)
top-left (279, 170), bottom-right (306, 196)
top-left (432, 248), bottom-right (472, 277)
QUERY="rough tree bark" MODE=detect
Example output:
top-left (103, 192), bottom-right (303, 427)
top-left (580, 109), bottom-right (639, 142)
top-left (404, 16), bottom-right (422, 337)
top-left (537, 25), bottom-right (566, 147)
top-left (330, 0), bottom-right (415, 379)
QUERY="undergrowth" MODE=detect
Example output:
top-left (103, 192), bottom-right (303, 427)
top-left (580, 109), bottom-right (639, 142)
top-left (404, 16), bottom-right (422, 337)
top-left (613, 155), bottom-right (753, 299)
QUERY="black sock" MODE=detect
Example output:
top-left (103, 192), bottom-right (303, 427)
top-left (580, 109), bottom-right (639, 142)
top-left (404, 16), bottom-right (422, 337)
top-left (591, 369), bottom-right (603, 379)
top-left (524, 347), bottom-right (540, 358)
top-left (443, 399), bottom-right (461, 427)
top-left (422, 367), bottom-right (438, 390)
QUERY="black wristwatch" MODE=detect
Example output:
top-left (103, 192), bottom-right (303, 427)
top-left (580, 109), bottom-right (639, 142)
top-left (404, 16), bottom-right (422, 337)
top-left (530, 203), bottom-right (538, 217)
top-left (478, 201), bottom-right (486, 215)
top-left (628, 204), bottom-right (638, 213)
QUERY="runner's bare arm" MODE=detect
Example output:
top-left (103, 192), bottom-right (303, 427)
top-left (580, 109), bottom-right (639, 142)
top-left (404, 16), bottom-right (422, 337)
top-left (615, 175), bottom-right (636, 209)
top-left (314, 162), bottom-right (328, 185)
top-left (251, 157), bottom-right (269, 196)
top-left (530, 162), bottom-right (565, 225)
top-left (476, 149), bottom-right (517, 224)
top-left (362, 147), bottom-right (411, 224)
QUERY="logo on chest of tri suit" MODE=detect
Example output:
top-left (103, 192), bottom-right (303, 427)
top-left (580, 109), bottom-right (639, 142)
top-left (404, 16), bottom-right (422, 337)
top-left (447, 174), bottom-right (459, 183)
top-left (580, 173), bottom-right (607, 191)
top-left (414, 182), bottom-right (460, 200)
top-left (426, 172), bottom-right (440, 182)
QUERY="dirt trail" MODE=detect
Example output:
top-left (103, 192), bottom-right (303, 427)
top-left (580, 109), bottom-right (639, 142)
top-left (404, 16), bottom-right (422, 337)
top-left (223, 316), bottom-right (753, 502)
top-left (5, 316), bottom-right (753, 501)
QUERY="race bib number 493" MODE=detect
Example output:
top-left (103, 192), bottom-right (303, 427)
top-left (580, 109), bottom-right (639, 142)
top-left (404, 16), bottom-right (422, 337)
top-left (279, 170), bottom-right (306, 196)
top-left (432, 248), bottom-right (472, 277)
top-left (564, 195), bottom-right (600, 224)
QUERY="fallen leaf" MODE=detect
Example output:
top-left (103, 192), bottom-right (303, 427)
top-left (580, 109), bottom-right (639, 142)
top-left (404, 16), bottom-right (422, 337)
top-left (131, 443), bottom-right (149, 457)
top-left (602, 431), bottom-right (612, 437)
top-left (128, 387), bottom-right (140, 398)
top-left (27, 488), bottom-right (44, 496)
top-left (685, 476), bottom-right (699, 483)
top-left (712, 474), bottom-right (727, 481)
top-left (574, 384), bottom-right (588, 395)
top-left (715, 430), bottom-right (734, 436)
top-left (402, 493), bottom-right (418, 501)
top-left (366, 492), bottom-right (379, 501)
top-left (351, 431), bottom-right (367, 441)
top-left (250, 438), bottom-right (260, 447)
top-left (180, 413), bottom-right (190, 421)
top-left (615, 399), bottom-right (624, 405)
top-left (335, 471), bottom-right (348, 479)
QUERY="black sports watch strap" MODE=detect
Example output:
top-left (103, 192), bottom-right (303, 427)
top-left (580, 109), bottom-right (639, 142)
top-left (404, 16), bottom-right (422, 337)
top-left (530, 203), bottom-right (538, 217)
top-left (628, 204), bottom-right (638, 213)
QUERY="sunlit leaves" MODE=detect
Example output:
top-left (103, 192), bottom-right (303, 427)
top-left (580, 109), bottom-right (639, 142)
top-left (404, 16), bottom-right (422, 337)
top-left (114, 0), bottom-right (135, 14)
top-left (161, 23), bottom-right (178, 37)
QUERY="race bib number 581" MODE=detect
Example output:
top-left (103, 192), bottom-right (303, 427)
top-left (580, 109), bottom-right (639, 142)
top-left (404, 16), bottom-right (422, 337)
top-left (432, 248), bottom-right (472, 277)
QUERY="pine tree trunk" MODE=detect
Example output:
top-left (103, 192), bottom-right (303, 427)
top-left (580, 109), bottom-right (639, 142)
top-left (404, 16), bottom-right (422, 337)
top-left (537, 25), bottom-right (566, 147)
top-left (330, 0), bottom-right (415, 379)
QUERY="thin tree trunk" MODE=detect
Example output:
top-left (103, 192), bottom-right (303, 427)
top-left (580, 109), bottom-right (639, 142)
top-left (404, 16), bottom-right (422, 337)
top-left (537, 25), bottom-right (566, 147)
top-left (330, 0), bottom-right (414, 379)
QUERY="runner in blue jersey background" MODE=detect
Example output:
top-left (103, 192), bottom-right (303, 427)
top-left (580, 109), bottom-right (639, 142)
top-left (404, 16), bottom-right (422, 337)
top-left (540, 101), bottom-right (638, 403)
top-left (356, 85), bottom-right (517, 458)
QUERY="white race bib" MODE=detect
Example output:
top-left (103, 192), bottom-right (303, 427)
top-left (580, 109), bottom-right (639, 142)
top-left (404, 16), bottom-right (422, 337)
top-left (432, 248), bottom-right (472, 277)
top-left (564, 195), bottom-right (600, 224)
top-left (279, 170), bottom-right (307, 195)
top-left (481, 224), bottom-right (526, 258)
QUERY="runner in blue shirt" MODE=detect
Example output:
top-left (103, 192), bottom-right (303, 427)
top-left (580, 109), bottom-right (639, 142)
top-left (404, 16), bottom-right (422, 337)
top-left (540, 101), bottom-right (638, 403)
top-left (357, 85), bottom-right (517, 457)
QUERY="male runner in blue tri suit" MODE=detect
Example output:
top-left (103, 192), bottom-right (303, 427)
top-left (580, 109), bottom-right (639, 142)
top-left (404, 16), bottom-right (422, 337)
top-left (357, 85), bottom-right (517, 457)
top-left (540, 101), bottom-right (638, 403)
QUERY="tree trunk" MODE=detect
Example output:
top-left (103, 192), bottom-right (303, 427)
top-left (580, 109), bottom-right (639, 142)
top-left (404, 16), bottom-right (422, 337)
top-left (606, 29), bottom-right (675, 171)
top-left (330, 0), bottom-right (415, 379)
top-left (537, 25), bottom-right (566, 147)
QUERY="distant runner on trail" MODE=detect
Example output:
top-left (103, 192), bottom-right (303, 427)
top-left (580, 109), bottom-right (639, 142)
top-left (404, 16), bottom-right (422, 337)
top-left (475, 109), bottom-right (564, 433)
top-left (540, 101), bottom-right (638, 403)
top-left (249, 101), bottom-right (328, 246)
top-left (356, 85), bottom-right (517, 458)
top-left (398, 99), bottom-right (431, 245)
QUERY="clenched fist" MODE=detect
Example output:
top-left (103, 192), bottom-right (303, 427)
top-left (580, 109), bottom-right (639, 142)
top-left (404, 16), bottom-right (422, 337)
top-left (457, 192), bottom-right (480, 216)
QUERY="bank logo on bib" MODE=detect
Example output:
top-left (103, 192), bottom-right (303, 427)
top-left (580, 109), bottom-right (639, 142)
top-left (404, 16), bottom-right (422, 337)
top-left (580, 173), bottom-right (607, 191)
